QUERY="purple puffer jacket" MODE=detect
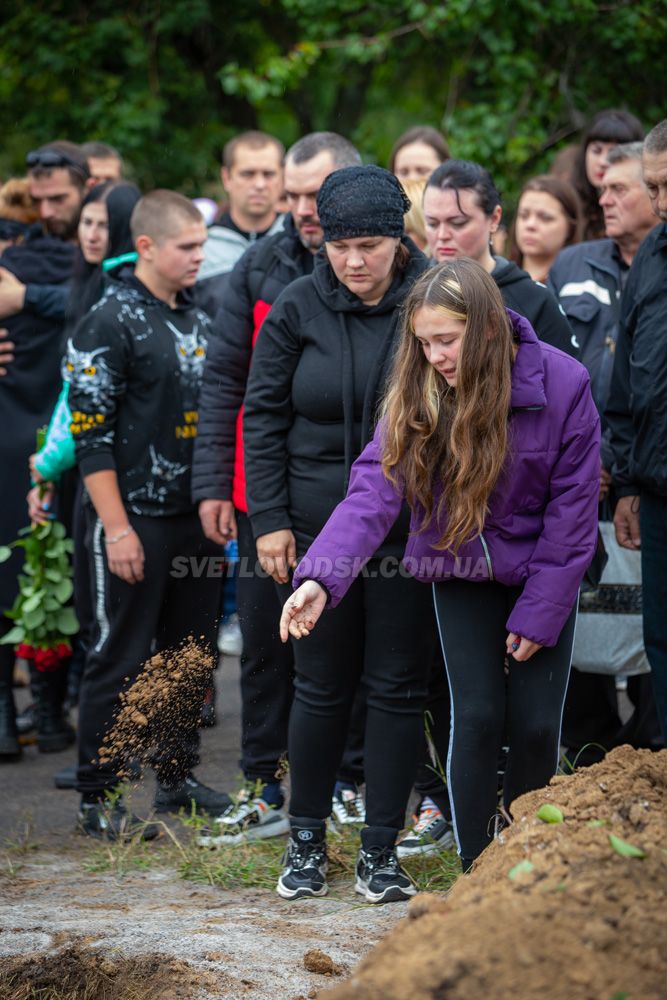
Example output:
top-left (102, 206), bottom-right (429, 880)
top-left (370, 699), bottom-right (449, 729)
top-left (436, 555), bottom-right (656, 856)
top-left (293, 310), bottom-right (601, 648)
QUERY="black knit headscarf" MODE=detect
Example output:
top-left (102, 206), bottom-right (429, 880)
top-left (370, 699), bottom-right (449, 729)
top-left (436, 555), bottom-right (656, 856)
top-left (317, 165), bottom-right (411, 241)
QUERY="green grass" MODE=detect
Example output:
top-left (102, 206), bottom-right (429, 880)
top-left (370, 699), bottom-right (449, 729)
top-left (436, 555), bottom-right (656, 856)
top-left (81, 807), bottom-right (460, 896)
top-left (0, 816), bottom-right (40, 879)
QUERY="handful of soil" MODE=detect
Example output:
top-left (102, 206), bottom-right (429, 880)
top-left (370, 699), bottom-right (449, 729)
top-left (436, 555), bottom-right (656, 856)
top-left (98, 638), bottom-right (214, 784)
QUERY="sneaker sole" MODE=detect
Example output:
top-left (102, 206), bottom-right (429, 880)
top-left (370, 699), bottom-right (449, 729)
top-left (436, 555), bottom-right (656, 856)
top-left (153, 803), bottom-right (232, 816)
top-left (396, 835), bottom-right (456, 859)
top-left (355, 878), bottom-right (416, 904)
top-left (76, 821), bottom-right (161, 843)
top-left (198, 816), bottom-right (290, 846)
top-left (277, 879), bottom-right (328, 900)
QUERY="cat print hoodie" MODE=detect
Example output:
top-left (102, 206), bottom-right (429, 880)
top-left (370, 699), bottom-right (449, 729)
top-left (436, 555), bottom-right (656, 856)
top-left (68, 273), bottom-right (210, 517)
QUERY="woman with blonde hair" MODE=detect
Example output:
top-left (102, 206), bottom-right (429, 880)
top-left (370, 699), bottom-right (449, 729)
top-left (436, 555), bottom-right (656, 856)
top-left (400, 178), bottom-right (428, 251)
top-left (281, 258), bottom-right (601, 871)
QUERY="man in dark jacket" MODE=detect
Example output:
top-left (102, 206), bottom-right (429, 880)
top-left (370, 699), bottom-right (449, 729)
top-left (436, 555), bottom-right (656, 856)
top-left (607, 119), bottom-right (667, 745)
top-left (69, 190), bottom-right (231, 838)
top-left (549, 142), bottom-right (656, 414)
top-left (192, 133), bottom-right (365, 844)
top-left (549, 141), bottom-right (661, 761)
top-left (0, 142), bottom-right (91, 325)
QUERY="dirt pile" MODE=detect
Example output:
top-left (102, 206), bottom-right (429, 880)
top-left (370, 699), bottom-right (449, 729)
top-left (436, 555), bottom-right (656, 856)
top-left (0, 942), bottom-right (219, 999)
top-left (98, 639), bottom-right (214, 781)
top-left (320, 745), bottom-right (667, 1000)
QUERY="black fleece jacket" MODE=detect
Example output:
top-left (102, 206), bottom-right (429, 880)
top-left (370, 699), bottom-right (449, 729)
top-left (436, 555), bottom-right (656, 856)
top-left (192, 215), bottom-right (314, 506)
top-left (242, 239), bottom-right (428, 552)
top-left (68, 273), bottom-right (211, 517)
top-left (492, 257), bottom-right (577, 356)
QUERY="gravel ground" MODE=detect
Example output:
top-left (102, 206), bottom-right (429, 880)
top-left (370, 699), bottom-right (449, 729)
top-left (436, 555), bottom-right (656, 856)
top-left (0, 654), bottom-right (407, 999)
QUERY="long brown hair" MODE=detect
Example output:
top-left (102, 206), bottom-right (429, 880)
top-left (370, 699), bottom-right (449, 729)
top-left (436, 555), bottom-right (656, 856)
top-left (382, 258), bottom-right (513, 552)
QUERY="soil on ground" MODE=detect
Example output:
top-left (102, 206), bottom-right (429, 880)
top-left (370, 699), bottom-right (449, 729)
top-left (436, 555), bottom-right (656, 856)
top-left (319, 745), bottom-right (667, 1000)
top-left (3, 651), bottom-right (662, 1000)
top-left (0, 654), bottom-right (406, 1000)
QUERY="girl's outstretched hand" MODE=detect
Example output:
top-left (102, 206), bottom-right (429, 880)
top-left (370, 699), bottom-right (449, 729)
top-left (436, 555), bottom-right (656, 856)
top-left (280, 580), bottom-right (328, 642)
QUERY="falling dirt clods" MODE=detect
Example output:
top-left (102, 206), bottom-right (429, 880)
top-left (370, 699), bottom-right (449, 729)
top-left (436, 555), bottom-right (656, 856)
top-left (98, 639), bottom-right (215, 784)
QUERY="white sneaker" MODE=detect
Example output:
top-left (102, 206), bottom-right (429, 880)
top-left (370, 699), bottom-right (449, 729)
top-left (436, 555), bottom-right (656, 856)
top-left (396, 804), bottom-right (455, 858)
top-left (217, 613), bottom-right (243, 656)
top-left (331, 787), bottom-right (366, 825)
top-left (198, 790), bottom-right (289, 846)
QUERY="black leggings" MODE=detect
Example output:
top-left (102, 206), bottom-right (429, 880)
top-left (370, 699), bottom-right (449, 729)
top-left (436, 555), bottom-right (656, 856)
top-left (433, 580), bottom-right (576, 860)
top-left (283, 562), bottom-right (436, 833)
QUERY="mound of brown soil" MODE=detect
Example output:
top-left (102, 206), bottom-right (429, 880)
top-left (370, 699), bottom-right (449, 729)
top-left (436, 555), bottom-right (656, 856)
top-left (98, 639), bottom-right (214, 780)
top-left (320, 745), bottom-right (667, 1000)
top-left (0, 943), bottom-right (218, 999)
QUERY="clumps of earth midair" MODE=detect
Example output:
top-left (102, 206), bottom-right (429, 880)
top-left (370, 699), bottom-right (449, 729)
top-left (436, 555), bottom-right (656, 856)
top-left (98, 638), bottom-right (214, 783)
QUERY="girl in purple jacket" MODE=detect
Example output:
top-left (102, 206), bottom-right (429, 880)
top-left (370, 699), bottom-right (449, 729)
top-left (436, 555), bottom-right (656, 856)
top-left (282, 257), bottom-right (601, 874)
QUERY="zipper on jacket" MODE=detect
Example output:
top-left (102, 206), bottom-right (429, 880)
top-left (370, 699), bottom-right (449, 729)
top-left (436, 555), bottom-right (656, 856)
top-left (479, 533), bottom-right (494, 581)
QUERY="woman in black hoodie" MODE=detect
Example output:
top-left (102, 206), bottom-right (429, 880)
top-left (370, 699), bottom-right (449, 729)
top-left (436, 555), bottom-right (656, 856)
top-left (243, 166), bottom-right (435, 903)
top-left (423, 160), bottom-right (576, 356)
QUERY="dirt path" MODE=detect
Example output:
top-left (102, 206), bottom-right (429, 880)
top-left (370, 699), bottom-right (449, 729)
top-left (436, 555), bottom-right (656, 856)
top-left (0, 851), bottom-right (404, 999)
top-left (0, 656), bottom-right (408, 999)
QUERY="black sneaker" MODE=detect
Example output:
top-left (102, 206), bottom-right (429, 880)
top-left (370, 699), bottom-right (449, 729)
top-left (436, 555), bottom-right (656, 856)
top-left (355, 842), bottom-right (417, 904)
top-left (77, 800), bottom-right (160, 842)
top-left (277, 821), bottom-right (328, 900)
top-left (153, 774), bottom-right (232, 815)
top-left (396, 803), bottom-right (456, 858)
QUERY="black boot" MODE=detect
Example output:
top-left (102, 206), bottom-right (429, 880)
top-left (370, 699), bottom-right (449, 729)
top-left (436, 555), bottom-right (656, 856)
top-left (36, 666), bottom-right (76, 753)
top-left (0, 653), bottom-right (20, 760)
top-left (154, 774), bottom-right (232, 815)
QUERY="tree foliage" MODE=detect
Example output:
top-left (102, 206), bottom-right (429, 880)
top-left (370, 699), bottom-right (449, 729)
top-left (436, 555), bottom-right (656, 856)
top-left (1, 0), bottom-right (665, 204)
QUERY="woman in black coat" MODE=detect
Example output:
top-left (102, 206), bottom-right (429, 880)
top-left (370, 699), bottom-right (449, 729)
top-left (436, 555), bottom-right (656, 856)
top-left (243, 166), bottom-right (436, 903)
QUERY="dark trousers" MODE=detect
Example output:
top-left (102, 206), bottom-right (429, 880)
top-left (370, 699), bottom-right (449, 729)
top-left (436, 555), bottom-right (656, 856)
top-left (283, 563), bottom-right (436, 832)
top-left (641, 491), bottom-right (667, 744)
top-left (236, 512), bottom-right (364, 785)
top-left (236, 512), bottom-right (295, 783)
top-left (413, 650), bottom-right (452, 819)
top-left (433, 580), bottom-right (576, 861)
top-left (76, 509), bottom-right (222, 796)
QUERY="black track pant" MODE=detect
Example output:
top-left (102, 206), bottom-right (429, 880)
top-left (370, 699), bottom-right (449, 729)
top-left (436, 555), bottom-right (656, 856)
top-left (77, 509), bottom-right (222, 796)
top-left (236, 512), bottom-right (365, 786)
top-left (283, 564), bottom-right (436, 832)
top-left (433, 580), bottom-right (576, 860)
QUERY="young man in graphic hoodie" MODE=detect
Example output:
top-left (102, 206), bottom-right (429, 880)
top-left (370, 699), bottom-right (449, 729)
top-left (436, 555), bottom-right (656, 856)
top-left (68, 190), bottom-right (231, 838)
